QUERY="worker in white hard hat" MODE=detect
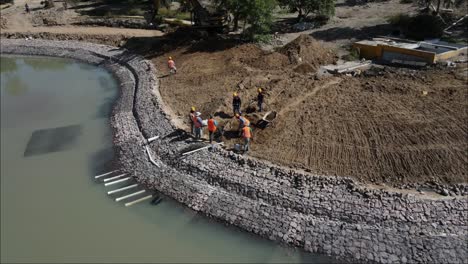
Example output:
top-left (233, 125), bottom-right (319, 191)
top-left (192, 112), bottom-right (203, 140)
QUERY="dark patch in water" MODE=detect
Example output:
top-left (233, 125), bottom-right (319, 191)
top-left (87, 146), bottom-right (115, 177)
top-left (95, 97), bottom-right (114, 119)
top-left (24, 125), bottom-right (82, 157)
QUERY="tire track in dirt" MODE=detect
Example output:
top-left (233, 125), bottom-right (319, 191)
top-left (278, 78), bottom-right (341, 116)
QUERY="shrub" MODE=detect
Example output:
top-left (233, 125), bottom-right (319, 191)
top-left (389, 13), bottom-right (444, 40)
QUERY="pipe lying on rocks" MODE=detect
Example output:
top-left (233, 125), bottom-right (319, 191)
top-left (107, 184), bottom-right (139, 195)
top-left (103, 173), bottom-right (127, 182)
top-left (3, 39), bottom-right (465, 264)
top-left (145, 145), bottom-right (160, 167)
top-left (125, 195), bottom-right (153, 207)
top-left (182, 142), bottom-right (224, 156)
top-left (94, 170), bottom-right (118, 179)
top-left (104, 177), bottom-right (131, 187)
top-left (115, 190), bottom-right (146, 202)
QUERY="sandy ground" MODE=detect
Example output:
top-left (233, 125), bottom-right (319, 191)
top-left (0, 0), bottom-right (162, 38)
top-left (156, 35), bottom-right (468, 186)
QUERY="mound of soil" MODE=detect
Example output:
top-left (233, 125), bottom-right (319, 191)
top-left (278, 34), bottom-right (337, 69)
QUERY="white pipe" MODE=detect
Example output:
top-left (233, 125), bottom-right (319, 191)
top-left (107, 184), bottom-right (139, 195)
top-left (182, 142), bottom-right (224, 156)
top-left (103, 173), bottom-right (127, 182)
top-left (115, 190), bottom-right (146, 202)
top-left (125, 195), bottom-right (153, 207)
top-left (94, 170), bottom-right (118, 179)
top-left (104, 177), bottom-right (131, 186)
top-left (147, 135), bottom-right (160, 143)
top-left (145, 145), bottom-right (160, 167)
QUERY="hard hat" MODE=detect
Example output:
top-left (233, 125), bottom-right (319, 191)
top-left (258, 88), bottom-right (262, 92)
top-left (168, 56), bottom-right (172, 60)
top-left (235, 113), bottom-right (240, 118)
top-left (233, 92), bottom-right (238, 97)
top-left (191, 106), bottom-right (195, 111)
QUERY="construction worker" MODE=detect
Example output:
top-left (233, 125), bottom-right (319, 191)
top-left (242, 125), bottom-right (252, 153)
top-left (207, 114), bottom-right (218, 144)
top-left (232, 92), bottom-right (242, 116)
top-left (257, 88), bottom-right (264, 112)
top-left (25, 3), bottom-right (30, 13)
top-left (168, 56), bottom-right (177, 74)
top-left (193, 112), bottom-right (203, 140)
top-left (189, 106), bottom-right (196, 135)
top-left (235, 113), bottom-right (250, 131)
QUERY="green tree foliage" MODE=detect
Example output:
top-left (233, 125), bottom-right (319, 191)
top-left (215, 0), bottom-right (277, 36)
top-left (278, 0), bottom-right (335, 20)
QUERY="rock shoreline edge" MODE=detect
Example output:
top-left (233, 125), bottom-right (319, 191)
top-left (2, 39), bottom-right (466, 264)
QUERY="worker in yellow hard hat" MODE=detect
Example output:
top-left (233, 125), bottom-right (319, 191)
top-left (257, 88), bottom-right (264, 112)
top-left (232, 92), bottom-right (241, 116)
top-left (167, 56), bottom-right (177, 74)
top-left (189, 106), bottom-right (196, 135)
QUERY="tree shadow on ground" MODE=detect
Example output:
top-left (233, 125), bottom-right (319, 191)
top-left (310, 23), bottom-right (393, 41)
top-left (163, 128), bottom-right (192, 143)
top-left (214, 111), bottom-right (232, 119)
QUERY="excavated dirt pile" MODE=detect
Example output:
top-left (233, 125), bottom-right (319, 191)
top-left (156, 34), bottom-right (467, 187)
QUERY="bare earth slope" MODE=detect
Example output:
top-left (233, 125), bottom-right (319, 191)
top-left (157, 35), bottom-right (468, 187)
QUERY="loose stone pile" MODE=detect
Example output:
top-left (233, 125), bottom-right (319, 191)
top-left (2, 39), bottom-right (466, 264)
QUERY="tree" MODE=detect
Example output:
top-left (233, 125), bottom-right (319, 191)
top-left (278, 0), bottom-right (335, 21)
top-left (215, 0), bottom-right (277, 35)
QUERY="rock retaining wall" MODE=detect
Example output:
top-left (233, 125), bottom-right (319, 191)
top-left (1, 39), bottom-right (466, 264)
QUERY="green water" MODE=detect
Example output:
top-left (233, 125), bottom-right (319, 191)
top-left (0, 56), bottom-right (335, 263)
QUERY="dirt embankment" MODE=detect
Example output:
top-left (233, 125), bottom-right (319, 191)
top-left (157, 34), bottom-right (468, 187)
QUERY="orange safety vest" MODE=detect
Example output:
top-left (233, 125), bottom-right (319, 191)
top-left (193, 115), bottom-right (202, 128)
top-left (239, 116), bottom-right (250, 127)
top-left (242, 126), bottom-right (251, 138)
top-left (207, 119), bottom-right (217, 132)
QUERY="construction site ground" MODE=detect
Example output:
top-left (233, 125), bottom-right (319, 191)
top-left (1, 0), bottom-right (467, 187)
top-left (156, 35), bottom-right (468, 187)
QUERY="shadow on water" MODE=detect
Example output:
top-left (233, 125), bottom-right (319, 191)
top-left (24, 125), bottom-right (83, 157)
top-left (95, 97), bottom-right (115, 119)
top-left (87, 146), bottom-right (116, 178)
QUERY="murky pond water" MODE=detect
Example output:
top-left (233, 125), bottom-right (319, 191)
top-left (0, 56), bottom-right (336, 263)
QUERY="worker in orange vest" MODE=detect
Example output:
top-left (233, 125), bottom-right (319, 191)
top-left (189, 106), bottom-right (196, 135)
top-left (168, 56), bottom-right (177, 74)
top-left (235, 113), bottom-right (250, 131)
top-left (207, 114), bottom-right (218, 144)
top-left (242, 125), bottom-right (252, 153)
top-left (192, 112), bottom-right (203, 139)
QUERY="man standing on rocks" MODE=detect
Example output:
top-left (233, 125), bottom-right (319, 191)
top-left (207, 114), bottom-right (218, 144)
top-left (232, 92), bottom-right (241, 116)
top-left (189, 106), bottom-right (196, 135)
top-left (192, 112), bottom-right (203, 140)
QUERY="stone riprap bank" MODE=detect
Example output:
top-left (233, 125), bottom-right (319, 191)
top-left (1, 39), bottom-right (466, 264)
